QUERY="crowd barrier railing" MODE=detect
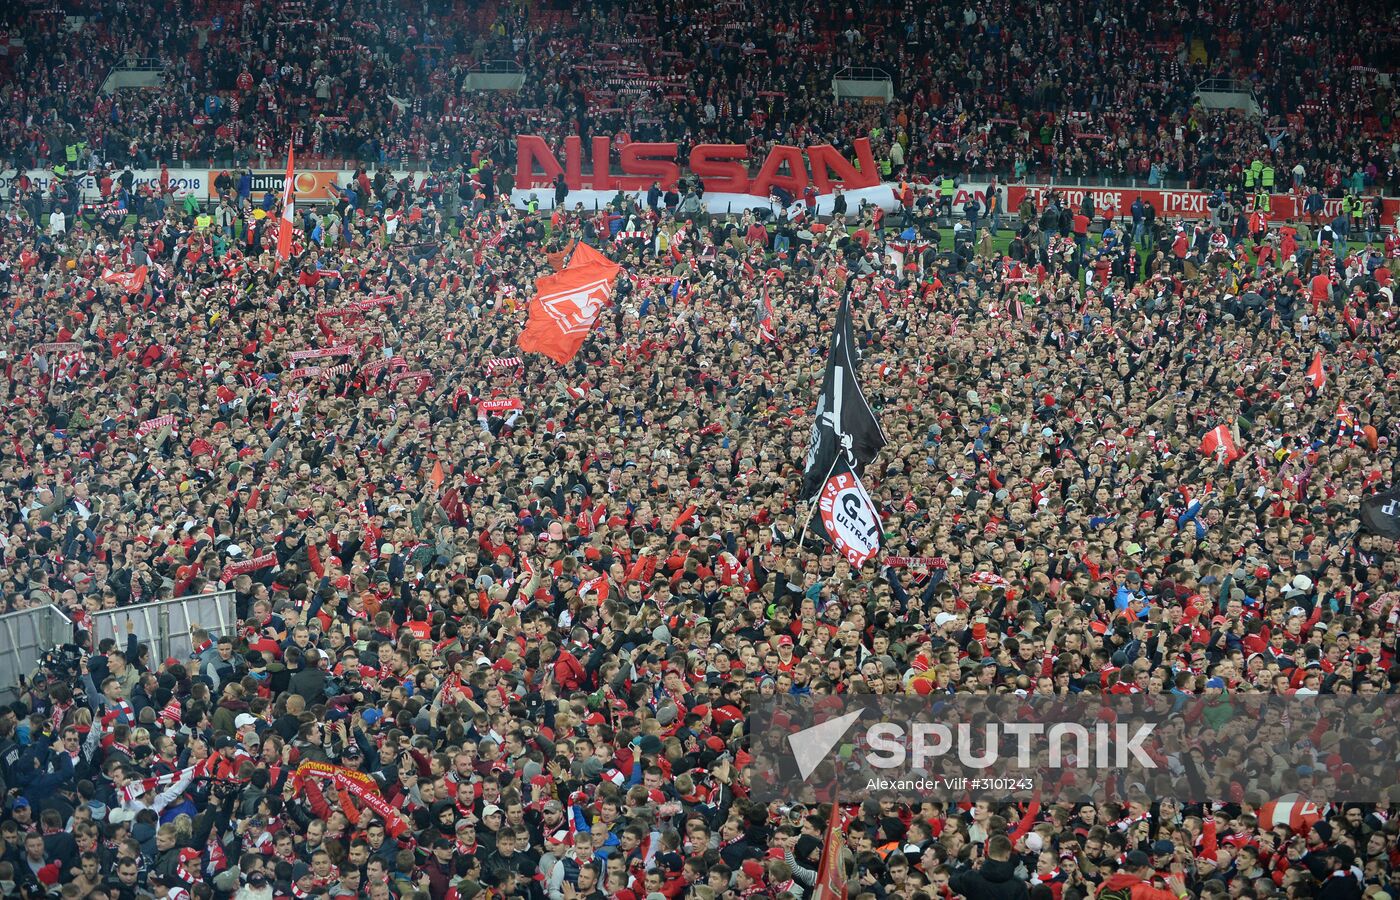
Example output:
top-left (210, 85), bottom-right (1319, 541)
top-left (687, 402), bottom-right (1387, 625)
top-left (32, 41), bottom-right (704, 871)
top-left (0, 605), bottom-right (72, 701)
top-left (86, 591), bottom-right (239, 667)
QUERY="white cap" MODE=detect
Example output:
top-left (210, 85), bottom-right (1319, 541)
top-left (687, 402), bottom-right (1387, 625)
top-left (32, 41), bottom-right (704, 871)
top-left (934, 612), bottom-right (957, 628)
top-left (234, 713), bottom-right (258, 730)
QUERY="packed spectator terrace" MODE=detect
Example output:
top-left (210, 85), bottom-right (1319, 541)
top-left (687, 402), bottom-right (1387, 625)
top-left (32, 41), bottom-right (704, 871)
top-left (0, 0), bottom-right (1397, 188)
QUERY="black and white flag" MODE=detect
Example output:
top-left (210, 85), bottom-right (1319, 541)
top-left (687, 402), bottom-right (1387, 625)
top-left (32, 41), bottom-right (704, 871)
top-left (1359, 484), bottom-right (1400, 539)
top-left (806, 452), bottom-right (883, 567)
top-left (799, 290), bottom-right (887, 502)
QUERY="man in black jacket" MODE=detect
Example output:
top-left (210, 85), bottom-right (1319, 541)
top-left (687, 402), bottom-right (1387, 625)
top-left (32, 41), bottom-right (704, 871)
top-left (949, 836), bottom-right (1028, 900)
top-left (1310, 843), bottom-right (1362, 900)
top-left (286, 648), bottom-right (328, 703)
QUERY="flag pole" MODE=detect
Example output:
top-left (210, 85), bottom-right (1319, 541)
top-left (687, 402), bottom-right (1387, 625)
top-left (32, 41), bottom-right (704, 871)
top-left (797, 449), bottom-right (845, 551)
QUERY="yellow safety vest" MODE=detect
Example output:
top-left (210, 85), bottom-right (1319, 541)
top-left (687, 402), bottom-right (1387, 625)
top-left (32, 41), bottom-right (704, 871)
top-left (940, 178), bottom-right (954, 197)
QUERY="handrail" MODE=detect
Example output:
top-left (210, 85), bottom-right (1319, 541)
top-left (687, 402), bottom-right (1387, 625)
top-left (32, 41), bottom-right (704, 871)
top-left (111, 57), bottom-right (166, 72)
top-left (1195, 76), bottom-right (1255, 94)
top-left (833, 66), bottom-right (893, 82)
top-left (469, 58), bottom-right (525, 74)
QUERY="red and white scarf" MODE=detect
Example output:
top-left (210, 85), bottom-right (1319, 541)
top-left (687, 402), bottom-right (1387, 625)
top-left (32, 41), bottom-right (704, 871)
top-left (119, 765), bottom-right (194, 804)
top-left (102, 699), bottom-right (134, 729)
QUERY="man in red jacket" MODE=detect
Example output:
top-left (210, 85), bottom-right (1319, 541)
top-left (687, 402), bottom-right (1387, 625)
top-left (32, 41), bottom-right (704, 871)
top-left (1097, 851), bottom-right (1190, 900)
top-left (543, 640), bottom-right (586, 691)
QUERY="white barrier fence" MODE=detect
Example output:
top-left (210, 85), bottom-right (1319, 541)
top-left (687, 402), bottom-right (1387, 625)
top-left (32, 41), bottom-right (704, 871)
top-left (0, 605), bottom-right (72, 701)
top-left (86, 591), bottom-right (239, 666)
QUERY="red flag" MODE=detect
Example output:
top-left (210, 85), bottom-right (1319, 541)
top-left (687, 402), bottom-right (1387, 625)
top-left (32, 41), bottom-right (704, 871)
top-left (276, 144), bottom-right (295, 266)
top-left (813, 801), bottom-right (848, 900)
top-left (1200, 424), bottom-right (1241, 464)
top-left (1258, 796), bottom-right (1322, 834)
top-left (1305, 351), bottom-right (1325, 390)
top-left (440, 486), bottom-right (466, 525)
top-left (101, 265), bottom-right (147, 294)
top-left (519, 243), bottom-right (622, 364)
top-left (429, 459), bottom-right (445, 493)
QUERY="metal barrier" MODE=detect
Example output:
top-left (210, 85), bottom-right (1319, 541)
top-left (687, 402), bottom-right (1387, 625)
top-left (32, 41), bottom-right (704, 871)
top-left (100, 58), bottom-right (167, 95)
top-left (833, 66), bottom-right (895, 103)
top-left (87, 591), bottom-right (238, 665)
top-left (1195, 76), bottom-right (1256, 94)
top-left (465, 61), bottom-right (526, 92)
top-left (470, 59), bottom-right (526, 74)
top-left (834, 66), bottom-right (895, 81)
top-left (0, 605), bottom-right (73, 701)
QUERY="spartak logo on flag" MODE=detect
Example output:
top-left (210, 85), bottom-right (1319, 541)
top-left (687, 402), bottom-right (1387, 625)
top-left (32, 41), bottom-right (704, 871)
top-left (1200, 424), bottom-right (1241, 464)
top-left (519, 243), bottom-right (621, 365)
top-left (101, 265), bottom-right (148, 294)
top-left (1306, 351), bottom-right (1325, 390)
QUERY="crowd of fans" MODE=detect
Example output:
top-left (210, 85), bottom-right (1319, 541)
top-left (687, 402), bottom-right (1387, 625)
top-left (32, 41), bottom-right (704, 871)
top-left (1, 0), bottom-right (1398, 190)
top-left (0, 1), bottom-right (1398, 900)
top-left (0, 146), bottom-right (1396, 899)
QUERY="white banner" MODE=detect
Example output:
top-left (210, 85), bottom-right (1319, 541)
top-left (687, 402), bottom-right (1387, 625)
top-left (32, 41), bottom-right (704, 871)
top-left (508, 182), bottom-right (907, 214)
top-left (0, 167), bottom-right (209, 202)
